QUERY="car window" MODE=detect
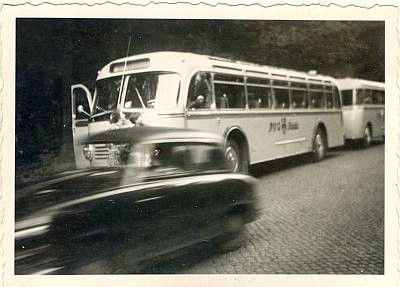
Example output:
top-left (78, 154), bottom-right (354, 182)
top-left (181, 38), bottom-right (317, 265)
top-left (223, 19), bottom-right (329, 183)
top-left (118, 142), bottom-right (227, 178)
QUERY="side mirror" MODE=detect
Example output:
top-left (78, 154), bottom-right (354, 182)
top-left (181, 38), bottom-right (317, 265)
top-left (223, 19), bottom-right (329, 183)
top-left (77, 105), bottom-right (90, 117)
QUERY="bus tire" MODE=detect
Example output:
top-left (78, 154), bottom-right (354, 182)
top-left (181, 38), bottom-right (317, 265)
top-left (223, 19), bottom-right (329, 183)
top-left (361, 125), bottom-right (372, 149)
top-left (225, 140), bottom-right (248, 173)
top-left (311, 128), bottom-right (327, 162)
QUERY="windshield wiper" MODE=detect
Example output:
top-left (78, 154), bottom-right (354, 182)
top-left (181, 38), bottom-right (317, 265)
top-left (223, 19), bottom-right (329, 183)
top-left (96, 105), bottom-right (108, 113)
top-left (134, 87), bottom-right (146, 109)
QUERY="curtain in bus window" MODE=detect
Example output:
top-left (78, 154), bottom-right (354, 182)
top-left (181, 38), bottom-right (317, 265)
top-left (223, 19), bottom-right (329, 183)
top-left (324, 88), bottom-right (334, 109)
top-left (247, 86), bottom-right (271, 109)
top-left (291, 89), bottom-right (308, 109)
top-left (333, 87), bottom-right (341, 108)
top-left (356, 89), bottom-right (364, 105)
top-left (154, 74), bottom-right (180, 110)
top-left (309, 85), bottom-right (324, 109)
top-left (215, 83), bottom-right (245, 109)
top-left (187, 72), bottom-right (212, 109)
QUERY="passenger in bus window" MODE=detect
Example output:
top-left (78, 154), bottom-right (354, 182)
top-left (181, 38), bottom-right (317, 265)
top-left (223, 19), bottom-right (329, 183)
top-left (187, 72), bottom-right (212, 109)
top-left (325, 92), bottom-right (333, 108)
top-left (362, 89), bottom-right (372, 104)
top-left (216, 93), bottom-right (229, 109)
top-left (248, 93), bottom-right (260, 108)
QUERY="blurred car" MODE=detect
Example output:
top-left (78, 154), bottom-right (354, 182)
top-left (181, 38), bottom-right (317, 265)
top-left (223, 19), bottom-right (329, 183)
top-left (15, 127), bottom-right (259, 274)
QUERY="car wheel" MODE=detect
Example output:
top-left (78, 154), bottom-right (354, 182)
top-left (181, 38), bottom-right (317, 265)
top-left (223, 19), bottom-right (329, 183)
top-left (361, 126), bottom-right (372, 148)
top-left (225, 140), bottom-right (248, 173)
top-left (311, 128), bottom-right (327, 162)
top-left (215, 214), bottom-right (245, 253)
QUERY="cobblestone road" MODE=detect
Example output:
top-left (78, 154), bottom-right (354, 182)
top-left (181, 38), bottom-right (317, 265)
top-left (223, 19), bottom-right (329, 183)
top-left (145, 142), bottom-right (384, 274)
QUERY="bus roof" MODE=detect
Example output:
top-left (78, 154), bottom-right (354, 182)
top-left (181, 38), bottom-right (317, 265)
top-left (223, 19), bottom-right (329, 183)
top-left (336, 78), bottom-right (385, 90)
top-left (97, 51), bottom-right (337, 84)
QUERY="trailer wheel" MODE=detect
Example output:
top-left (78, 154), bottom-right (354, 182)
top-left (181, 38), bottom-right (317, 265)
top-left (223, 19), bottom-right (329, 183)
top-left (311, 128), bottom-right (327, 162)
top-left (361, 125), bottom-right (372, 148)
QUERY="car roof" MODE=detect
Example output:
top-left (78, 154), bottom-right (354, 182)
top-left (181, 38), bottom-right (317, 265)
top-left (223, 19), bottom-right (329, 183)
top-left (86, 127), bottom-right (223, 145)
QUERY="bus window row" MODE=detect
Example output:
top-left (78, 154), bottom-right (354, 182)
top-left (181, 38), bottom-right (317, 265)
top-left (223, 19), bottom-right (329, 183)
top-left (187, 72), bottom-right (341, 110)
top-left (341, 89), bottom-right (385, 106)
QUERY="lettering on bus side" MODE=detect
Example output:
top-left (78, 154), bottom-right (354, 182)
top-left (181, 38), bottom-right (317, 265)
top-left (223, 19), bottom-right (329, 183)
top-left (268, 117), bottom-right (299, 134)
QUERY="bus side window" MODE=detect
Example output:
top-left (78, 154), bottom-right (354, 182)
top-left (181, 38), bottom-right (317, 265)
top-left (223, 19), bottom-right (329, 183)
top-left (214, 74), bottom-right (245, 109)
top-left (309, 84), bottom-right (324, 109)
top-left (363, 89), bottom-right (373, 104)
top-left (215, 84), bottom-right (245, 109)
top-left (324, 86), bottom-right (333, 109)
top-left (377, 90), bottom-right (385, 104)
top-left (272, 80), bottom-right (289, 109)
top-left (356, 89), bottom-right (364, 105)
top-left (290, 82), bottom-right (308, 109)
top-left (372, 89), bottom-right (384, 105)
top-left (187, 72), bottom-right (212, 110)
top-left (74, 89), bottom-right (91, 120)
top-left (247, 86), bottom-right (272, 109)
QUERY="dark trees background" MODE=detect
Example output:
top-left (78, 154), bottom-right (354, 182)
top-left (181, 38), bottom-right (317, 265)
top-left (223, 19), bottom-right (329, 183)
top-left (15, 19), bottom-right (384, 170)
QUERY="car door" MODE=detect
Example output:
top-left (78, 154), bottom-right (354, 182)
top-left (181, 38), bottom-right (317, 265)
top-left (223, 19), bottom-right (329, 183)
top-left (71, 84), bottom-right (93, 169)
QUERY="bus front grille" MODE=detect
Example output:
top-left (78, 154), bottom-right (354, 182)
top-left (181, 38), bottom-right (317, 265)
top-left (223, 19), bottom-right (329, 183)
top-left (93, 144), bottom-right (110, 160)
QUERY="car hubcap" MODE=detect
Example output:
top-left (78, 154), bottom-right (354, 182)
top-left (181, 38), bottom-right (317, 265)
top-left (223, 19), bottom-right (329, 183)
top-left (225, 215), bottom-right (244, 234)
top-left (225, 146), bottom-right (239, 172)
top-left (315, 134), bottom-right (324, 157)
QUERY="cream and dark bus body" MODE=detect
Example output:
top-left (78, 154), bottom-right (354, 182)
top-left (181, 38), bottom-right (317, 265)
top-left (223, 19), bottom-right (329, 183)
top-left (337, 78), bottom-right (385, 147)
top-left (71, 52), bottom-right (345, 171)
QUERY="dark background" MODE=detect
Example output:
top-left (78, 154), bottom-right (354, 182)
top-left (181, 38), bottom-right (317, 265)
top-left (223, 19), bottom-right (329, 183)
top-left (15, 19), bottom-right (384, 177)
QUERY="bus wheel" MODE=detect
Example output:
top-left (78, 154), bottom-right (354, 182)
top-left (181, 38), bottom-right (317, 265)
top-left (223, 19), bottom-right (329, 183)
top-left (311, 129), bottom-right (327, 162)
top-left (362, 126), bottom-right (372, 148)
top-left (225, 140), bottom-right (241, 172)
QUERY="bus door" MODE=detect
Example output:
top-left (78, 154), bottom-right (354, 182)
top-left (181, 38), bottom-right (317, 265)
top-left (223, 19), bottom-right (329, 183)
top-left (71, 84), bottom-right (93, 169)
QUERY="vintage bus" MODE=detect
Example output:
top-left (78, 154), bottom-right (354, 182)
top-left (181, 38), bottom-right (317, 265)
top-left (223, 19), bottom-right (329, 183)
top-left (336, 78), bottom-right (385, 148)
top-left (72, 51), bottom-right (344, 172)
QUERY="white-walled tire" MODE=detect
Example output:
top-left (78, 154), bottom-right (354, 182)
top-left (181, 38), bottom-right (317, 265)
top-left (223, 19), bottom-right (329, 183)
top-left (225, 140), bottom-right (248, 173)
top-left (361, 126), bottom-right (372, 149)
top-left (311, 129), bottom-right (327, 162)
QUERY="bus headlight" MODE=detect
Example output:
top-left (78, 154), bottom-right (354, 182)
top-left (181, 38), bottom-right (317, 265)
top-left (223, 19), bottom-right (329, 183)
top-left (83, 144), bottom-right (94, 161)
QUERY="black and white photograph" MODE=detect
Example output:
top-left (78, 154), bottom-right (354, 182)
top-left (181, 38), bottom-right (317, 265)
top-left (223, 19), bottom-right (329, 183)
top-left (1, 2), bottom-right (398, 287)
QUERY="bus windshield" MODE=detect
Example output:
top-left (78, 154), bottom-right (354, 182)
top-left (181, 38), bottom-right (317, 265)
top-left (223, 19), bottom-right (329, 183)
top-left (95, 76), bottom-right (123, 112)
top-left (93, 72), bottom-right (180, 114)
